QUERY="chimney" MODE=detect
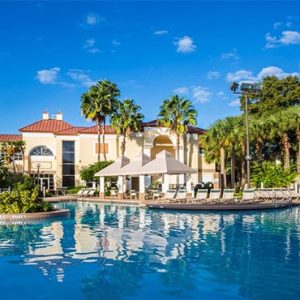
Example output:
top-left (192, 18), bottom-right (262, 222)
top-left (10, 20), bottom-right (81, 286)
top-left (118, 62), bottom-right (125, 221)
top-left (42, 111), bottom-right (50, 120)
top-left (56, 112), bottom-right (63, 120)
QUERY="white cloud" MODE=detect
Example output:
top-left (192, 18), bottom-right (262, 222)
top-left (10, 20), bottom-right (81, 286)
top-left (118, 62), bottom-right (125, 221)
top-left (176, 36), bottom-right (196, 53)
top-left (265, 31), bottom-right (300, 48)
top-left (85, 13), bottom-right (102, 25)
top-left (229, 99), bottom-right (240, 107)
top-left (226, 70), bottom-right (255, 82)
top-left (257, 66), bottom-right (299, 79)
top-left (154, 30), bottom-right (168, 36)
top-left (173, 87), bottom-right (189, 94)
top-left (112, 39), bottom-right (121, 46)
top-left (192, 86), bottom-right (211, 103)
top-left (217, 91), bottom-right (228, 100)
top-left (221, 48), bottom-right (239, 60)
top-left (226, 66), bottom-right (299, 83)
top-left (207, 71), bottom-right (220, 80)
top-left (83, 38), bottom-right (100, 54)
top-left (67, 69), bottom-right (97, 87)
top-left (36, 67), bottom-right (60, 84)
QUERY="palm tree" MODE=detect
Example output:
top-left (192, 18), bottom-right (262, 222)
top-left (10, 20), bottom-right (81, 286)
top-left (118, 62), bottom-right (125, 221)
top-left (1, 142), bottom-right (17, 174)
top-left (266, 111), bottom-right (292, 170)
top-left (81, 80), bottom-right (120, 161)
top-left (281, 106), bottom-right (300, 172)
top-left (111, 99), bottom-right (144, 156)
top-left (14, 140), bottom-right (26, 173)
top-left (158, 95), bottom-right (197, 160)
top-left (0, 158), bottom-right (8, 184)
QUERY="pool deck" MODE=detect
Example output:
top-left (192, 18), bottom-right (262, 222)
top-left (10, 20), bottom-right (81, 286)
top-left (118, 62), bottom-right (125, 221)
top-left (44, 195), bottom-right (300, 211)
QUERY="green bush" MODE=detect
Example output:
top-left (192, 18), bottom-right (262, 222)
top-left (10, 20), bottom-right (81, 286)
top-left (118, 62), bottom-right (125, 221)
top-left (251, 161), bottom-right (297, 188)
top-left (66, 186), bottom-right (86, 194)
top-left (80, 161), bottom-right (114, 182)
top-left (0, 186), bottom-right (53, 214)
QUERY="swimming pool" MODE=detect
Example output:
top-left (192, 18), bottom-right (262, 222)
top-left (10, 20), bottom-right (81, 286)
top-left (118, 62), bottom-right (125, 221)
top-left (0, 202), bottom-right (299, 300)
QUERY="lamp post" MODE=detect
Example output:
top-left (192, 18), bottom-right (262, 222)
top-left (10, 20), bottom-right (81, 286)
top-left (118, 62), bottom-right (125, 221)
top-left (230, 81), bottom-right (261, 188)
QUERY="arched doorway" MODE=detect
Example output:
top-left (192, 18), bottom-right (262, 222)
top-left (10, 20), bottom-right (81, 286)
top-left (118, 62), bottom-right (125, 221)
top-left (150, 135), bottom-right (175, 159)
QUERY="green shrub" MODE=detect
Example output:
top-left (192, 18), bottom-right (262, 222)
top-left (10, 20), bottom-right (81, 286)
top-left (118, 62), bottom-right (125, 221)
top-left (251, 161), bottom-right (297, 188)
top-left (66, 186), bottom-right (86, 194)
top-left (80, 161), bottom-right (114, 182)
top-left (0, 186), bottom-right (53, 214)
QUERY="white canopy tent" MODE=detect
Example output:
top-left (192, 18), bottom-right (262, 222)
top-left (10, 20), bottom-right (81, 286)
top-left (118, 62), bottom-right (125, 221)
top-left (95, 150), bottom-right (196, 199)
top-left (95, 155), bottom-right (130, 198)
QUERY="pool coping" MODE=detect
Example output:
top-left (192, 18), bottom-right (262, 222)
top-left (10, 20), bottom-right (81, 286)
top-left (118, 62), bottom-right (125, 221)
top-left (0, 209), bottom-right (70, 222)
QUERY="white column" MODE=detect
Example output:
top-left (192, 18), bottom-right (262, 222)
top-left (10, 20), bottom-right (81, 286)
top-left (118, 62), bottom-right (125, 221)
top-left (99, 177), bottom-right (105, 193)
top-left (139, 175), bottom-right (146, 194)
top-left (99, 177), bottom-right (105, 198)
top-left (117, 176), bottom-right (124, 193)
top-left (186, 174), bottom-right (192, 193)
top-left (162, 174), bottom-right (170, 193)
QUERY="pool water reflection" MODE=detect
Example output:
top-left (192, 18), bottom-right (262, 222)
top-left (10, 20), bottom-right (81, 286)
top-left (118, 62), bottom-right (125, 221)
top-left (0, 202), bottom-right (300, 300)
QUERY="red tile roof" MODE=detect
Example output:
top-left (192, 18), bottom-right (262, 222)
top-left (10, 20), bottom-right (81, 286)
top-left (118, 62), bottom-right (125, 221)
top-left (0, 134), bottom-right (22, 142)
top-left (78, 125), bottom-right (116, 134)
top-left (55, 127), bottom-right (88, 136)
top-left (19, 119), bottom-right (73, 133)
top-left (143, 120), bottom-right (205, 134)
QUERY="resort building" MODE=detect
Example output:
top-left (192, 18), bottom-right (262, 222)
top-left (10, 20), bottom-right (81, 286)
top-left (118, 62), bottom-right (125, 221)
top-left (0, 112), bottom-right (216, 190)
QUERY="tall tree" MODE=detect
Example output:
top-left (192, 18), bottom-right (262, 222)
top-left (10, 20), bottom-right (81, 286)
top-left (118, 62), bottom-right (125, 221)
top-left (81, 80), bottom-right (120, 161)
top-left (281, 106), bottom-right (300, 172)
top-left (1, 142), bottom-right (18, 174)
top-left (158, 95), bottom-right (197, 160)
top-left (111, 99), bottom-right (144, 156)
top-left (241, 76), bottom-right (300, 116)
top-left (265, 111), bottom-right (292, 170)
top-left (14, 140), bottom-right (26, 173)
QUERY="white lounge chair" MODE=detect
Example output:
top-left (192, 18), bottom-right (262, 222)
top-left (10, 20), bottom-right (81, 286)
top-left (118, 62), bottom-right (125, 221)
top-left (208, 189), bottom-right (221, 202)
top-left (222, 189), bottom-right (235, 202)
top-left (175, 190), bottom-right (188, 203)
top-left (194, 189), bottom-right (208, 203)
top-left (162, 189), bottom-right (177, 202)
top-left (241, 189), bottom-right (256, 202)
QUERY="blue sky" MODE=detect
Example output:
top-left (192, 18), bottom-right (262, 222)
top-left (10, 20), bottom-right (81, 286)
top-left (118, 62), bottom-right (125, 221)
top-left (0, 1), bottom-right (300, 133)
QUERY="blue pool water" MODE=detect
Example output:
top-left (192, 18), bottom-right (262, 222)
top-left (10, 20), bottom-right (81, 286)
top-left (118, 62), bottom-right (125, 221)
top-left (0, 202), bottom-right (300, 300)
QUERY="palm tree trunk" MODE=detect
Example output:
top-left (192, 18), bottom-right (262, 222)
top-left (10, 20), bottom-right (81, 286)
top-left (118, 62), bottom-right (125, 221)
top-left (121, 134), bottom-right (126, 157)
top-left (231, 143), bottom-right (236, 188)
top-left (176, 134), bottom-right (180, 161)
top-left (281, 133), bottom-right (290, 170)
top-left (102, 117), bottom-right (107, 161)
top-left (256, 138), bottom-right (263, 162)
top-left (220, 147), bottom-right (226, 188)
top-left (297, 130), bottom-right (300, 173)
top-left (97, 121), bottom-right (101, 162)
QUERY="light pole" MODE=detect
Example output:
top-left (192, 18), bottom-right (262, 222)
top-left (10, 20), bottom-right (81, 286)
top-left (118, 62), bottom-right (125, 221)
top-left (230, 81), bottom-right (261, 188)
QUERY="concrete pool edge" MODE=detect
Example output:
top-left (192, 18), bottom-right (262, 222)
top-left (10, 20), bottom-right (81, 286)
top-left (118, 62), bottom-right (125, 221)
top-left (0, 209), bottom-right (70, 222)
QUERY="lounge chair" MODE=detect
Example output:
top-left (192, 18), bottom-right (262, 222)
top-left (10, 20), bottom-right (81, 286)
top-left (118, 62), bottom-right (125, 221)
top-left (76, 188), bottom-right (86, 196)
top-left (194, 189), bottom-right (208, 203)
top-left (85, 189), bottom-right (96, 197)
top-left (174, 190), bottom-right (188, 203)
top-left (208, 189), bottom-right (221, 203)
top-left (241, 189), bottom-right (256, 202)
top-left (256, 189), bottom-right (273, 201)
top-left (80, 188), bottom-right (91, 198)
top-left (161, 189), bottom-right (177, 203)
top-left (222, 189), bottom-right (235, 203)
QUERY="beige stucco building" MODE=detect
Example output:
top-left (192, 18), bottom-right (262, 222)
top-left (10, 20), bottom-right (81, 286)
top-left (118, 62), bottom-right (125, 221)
top-left (0, 112), bottom-right (216, 190)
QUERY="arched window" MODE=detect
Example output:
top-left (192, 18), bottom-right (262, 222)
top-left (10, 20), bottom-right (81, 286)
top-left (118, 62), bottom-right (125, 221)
top-left (29, 146), bottom-right (53, 156)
